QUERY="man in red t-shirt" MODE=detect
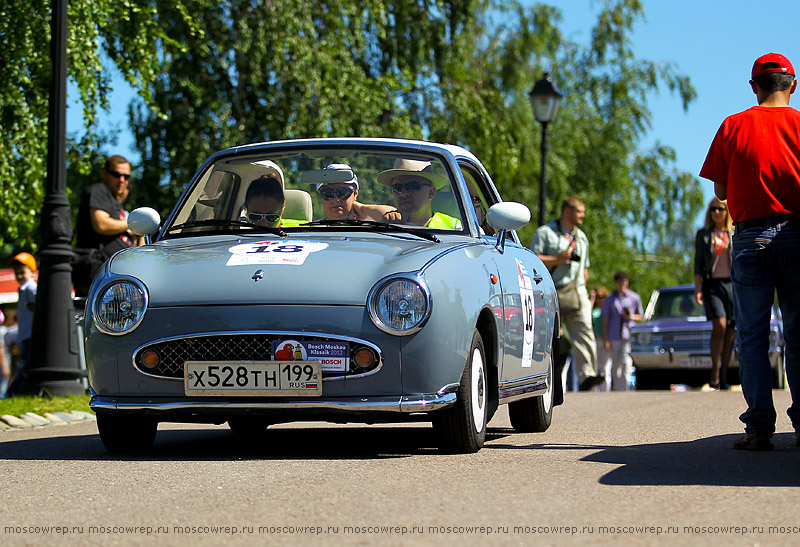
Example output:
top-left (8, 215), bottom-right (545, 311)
top-left (701, 53), bottom-right (800, 451)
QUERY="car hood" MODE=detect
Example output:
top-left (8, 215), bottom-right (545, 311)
top-left (631, 317), bottom-right (710, 332)
top-left (107, 233), bottom-right (474, 307)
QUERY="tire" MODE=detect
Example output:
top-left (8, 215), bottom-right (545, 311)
top-left (96, 414), bottom-right (157, 453)
top-left (508, 352), bottom-right (554, 433)
top-left (433, 330), bottom-right (488, 453)
top-left (551, 331), bottom-right (564, 406)
top-left (634, 370), bottom-right (667, 390)
top-left (634, 369), bottom-right (654, 390)
top-left (228, 417), bottom-right (270, 436)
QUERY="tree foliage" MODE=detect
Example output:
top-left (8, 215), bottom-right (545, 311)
top-left (0, 0), bottom-right (193, 253)
top-left (129, 0), bottom-right (478, 207)
top-left (3, 0), bottom-right (703, 298)
top-left (440, 0), bottom-right (703, 296)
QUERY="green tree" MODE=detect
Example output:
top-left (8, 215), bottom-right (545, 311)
top-left (0, 0), bottom-right (193, 253)
top-left (423, 0), bottom-right (702, 297)
top-left (128, 1), bottom-right (702, 298)
top-left (4, 0), bottom-right (702, 301)
top-left (129, 0), bottom-right (478, 214)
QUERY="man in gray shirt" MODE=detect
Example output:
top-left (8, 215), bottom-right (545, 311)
top-left (531, 197), bottom-right (603, 391)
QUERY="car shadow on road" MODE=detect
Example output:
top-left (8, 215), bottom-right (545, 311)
top-left (0, 425), bottom-right (513, 461)
top-left (487, 431), bottom-right (800, 486)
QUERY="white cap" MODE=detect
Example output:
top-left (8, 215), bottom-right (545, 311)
top-left (253, 160), bottom-right (285, 189)
top-left (316, 163), bottom-right (358, 190)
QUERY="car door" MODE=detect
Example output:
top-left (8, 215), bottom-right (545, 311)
top-left (492, 244), bottom-right (549, 382)
top-left (456, 160), bottom-right (548, 382)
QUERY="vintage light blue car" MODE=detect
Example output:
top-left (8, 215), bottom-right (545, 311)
top-left (86, 138), bottom-right (561, 453)
top-left (630, 284), bottom-right (785, 389)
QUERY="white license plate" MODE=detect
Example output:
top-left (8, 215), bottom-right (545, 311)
top-left (680, 356), bottom-right (712, 369)
top-left (184, 361), bottom-right (322, 396)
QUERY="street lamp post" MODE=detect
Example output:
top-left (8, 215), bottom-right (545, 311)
top-left (529, 73), bottom-right (563, 227)
top-left (22, 0), bottom-right (85, 396)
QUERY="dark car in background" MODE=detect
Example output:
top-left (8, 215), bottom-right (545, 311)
top-left (630, 285), bottom-right (785, 389)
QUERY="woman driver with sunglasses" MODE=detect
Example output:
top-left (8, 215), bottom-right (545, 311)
top-left (243, 175), bottom-right (289, 228)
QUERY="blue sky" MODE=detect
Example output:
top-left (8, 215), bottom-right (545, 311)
top-left (558, 0), bottom-right (800, 207)
top-left (67, 0), bottom-right (800, 209)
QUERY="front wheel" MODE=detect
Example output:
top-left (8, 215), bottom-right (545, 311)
top-left (96, 414), bottom-right (157, 453)
top-left (433, 330), bottom-right (488, 453)
top-left (508, 353), bottom-right (554, 432)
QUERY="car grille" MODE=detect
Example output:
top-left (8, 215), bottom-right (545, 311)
top-left (631, 330), bottom-right (709, 352)
top-left (632, 328), bottom-right (780, 354)
top-left (134, 334), bottom-right (379, 379)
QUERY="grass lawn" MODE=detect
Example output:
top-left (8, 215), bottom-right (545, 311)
top-left (0, 395), bottom-right (92, 417)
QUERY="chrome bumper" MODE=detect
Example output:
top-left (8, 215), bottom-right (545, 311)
top-left (630, 351), bottom-right (717, 369)
top-left (632, 350), bottom-right (776, 369)
top-left (90, 385), bottom-right (459, 415)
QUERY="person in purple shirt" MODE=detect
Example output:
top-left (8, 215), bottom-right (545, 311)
top-left (601, 271), bottom-right (644, 391)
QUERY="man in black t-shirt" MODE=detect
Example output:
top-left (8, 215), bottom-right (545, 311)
top-left (74, 155), bottom-right (136, 296)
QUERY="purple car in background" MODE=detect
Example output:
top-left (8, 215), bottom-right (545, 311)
top-left (630, 284), bottom-right (785, 390)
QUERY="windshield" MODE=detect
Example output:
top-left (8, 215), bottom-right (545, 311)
top-left (651, 289), bottom-right (705, 319)
top-left (163, 147), bottom-right (467, 237)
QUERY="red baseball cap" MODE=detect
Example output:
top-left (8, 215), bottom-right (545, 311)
top-left (752, 53), bottom-right (795, 78)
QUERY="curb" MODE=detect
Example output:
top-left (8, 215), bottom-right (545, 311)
top-left (0, 410), bottom-right (96, 432)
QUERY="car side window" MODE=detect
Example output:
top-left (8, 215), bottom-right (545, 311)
top-left (173, 169), bottom-right (240, 231)
top-left (458, 163), bottom-right (495, 236)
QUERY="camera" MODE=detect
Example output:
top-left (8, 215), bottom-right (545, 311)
top-left (570, 251), bottom-right (581, 262)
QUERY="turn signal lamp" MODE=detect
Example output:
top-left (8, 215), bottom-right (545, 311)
top-left (353, 348), bottom-right (376, 369)
top-left (141, 350), bottom-right (160, 369)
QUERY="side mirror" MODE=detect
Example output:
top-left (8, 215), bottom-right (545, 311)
top-left (486, 202), bottom-right (530, 232)
top-left (128, 207), bottom-right (161, 236)
top-left (486, 202), bottom-right (530, 253)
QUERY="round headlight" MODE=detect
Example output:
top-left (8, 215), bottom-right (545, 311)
top-left (368, 277), bottom-right (431, 335)
top-left (636, 332), bottom-right (653, 346)
top-left (93, 280), bottom-right (147, 335)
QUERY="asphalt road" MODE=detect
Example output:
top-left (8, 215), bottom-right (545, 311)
top-left (1, 390), bottom-right (799, 546)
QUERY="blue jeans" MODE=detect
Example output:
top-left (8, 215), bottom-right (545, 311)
top-left (732, 221), bottom-right (800, 434)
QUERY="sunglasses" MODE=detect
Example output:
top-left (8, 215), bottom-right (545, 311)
top-left (319, 186), bottom-right (355, 201)
top-left (710, 206), bottom-right (727, 212)
top-left (107, 170), bottom-right (131, 180)
top-left (391, 181), bottom-right (432, 193)
top-left (247, 212), bottom-right (281, 223)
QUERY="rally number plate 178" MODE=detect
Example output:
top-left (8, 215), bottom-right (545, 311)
top-left (184, 361), bottom-right (322, 396)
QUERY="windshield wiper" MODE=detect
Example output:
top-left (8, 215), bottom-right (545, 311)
top-left (302, 219), bottom-right (441, 243)
top-left (166, 219), bottom-right (287, 237)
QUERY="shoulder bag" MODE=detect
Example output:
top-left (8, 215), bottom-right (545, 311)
top-left (557, 278), bottom-right (582, 313)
